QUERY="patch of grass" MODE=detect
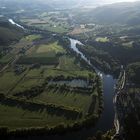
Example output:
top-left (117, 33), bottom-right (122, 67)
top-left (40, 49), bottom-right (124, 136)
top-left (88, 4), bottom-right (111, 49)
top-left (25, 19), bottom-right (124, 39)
top-left (122, 41), bottom-right (134, 48)
top-left (0, 104), bottom-right (74, 129)
top-left (43, 68), bottom-right (95, 78)
top-left (95, 37), bottom-right (109, 42)
top-left (0, 34), bottom-right (41, 64)
top-left (17, 57), bottom-right (59, 65)
top-left (20, 12), bottom-right (71, 34)
top-left (12, 78), bottom-right (43, 94)
top-left (58, 55), bottom-right (81, 70)
top-left (0, 27), bottom-right (100, 130)
top-left (18, 41), bottom-right (65, 65)
top-left (39, 25), bottom-right (68, 33)
top-left (0, 25), bottom-right (24, 45)
top-left (34, 89), bottom-right (92, 115)
top-left (0, 53), bottom-right (14, 64)
top-left (26, 68), bottom-right (43, 77)
top-left (36, 42), bottom-right (66, 54)
top-left (25, 35), bottom-right (42, 42)
top-left (0, 70), bottom-right (26, 94)
top-left (12, 68), bottom-right (44, 93)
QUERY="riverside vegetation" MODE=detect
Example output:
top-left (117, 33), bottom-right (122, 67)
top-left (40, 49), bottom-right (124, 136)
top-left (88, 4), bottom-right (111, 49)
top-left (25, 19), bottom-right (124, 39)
top-left (0, 24), bottom-right (103, 138)
top-left (0, 1), bottom-right (140, 140)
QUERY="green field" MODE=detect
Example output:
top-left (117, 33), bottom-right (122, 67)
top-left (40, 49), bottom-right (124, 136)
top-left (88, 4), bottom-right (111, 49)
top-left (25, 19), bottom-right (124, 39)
top-left (58, 55), bottom-right (81, 70)
top-left (34, 89), bottom-right (92, 114)
top-left (36, 42), bottom-right (66, 54)
top-left (122, 41), bottom-right (134, 48)
top-left (18, 41), bottom-right (66, 65)
top-left (0, 34), bottom-right (101, 131)
top-left (20, 13), bottom-right (71, 33)
top-left (0, 104), bottom-right (74, 129)
top-left (0, 69), bottom-right (28, 94)
top-left (35, 24), bottom-right (69, 33)
top-left (25, 34), bottom-right (42, 42)
top-left (95, 37), bottom-right (109, 42)
top-left (0, 34), bottom-right (42, 64)
top-left (0, 53), bottom-right (14, 64)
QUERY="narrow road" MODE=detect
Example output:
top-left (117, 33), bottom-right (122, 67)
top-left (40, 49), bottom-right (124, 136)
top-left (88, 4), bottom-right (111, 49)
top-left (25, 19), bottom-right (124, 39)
top-left (113, 70), bottom-right (126, 139)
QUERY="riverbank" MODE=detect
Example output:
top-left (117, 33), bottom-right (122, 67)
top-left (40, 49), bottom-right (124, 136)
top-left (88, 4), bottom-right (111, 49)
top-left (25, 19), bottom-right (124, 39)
top-left (0, 19), bottom-right (117, 140)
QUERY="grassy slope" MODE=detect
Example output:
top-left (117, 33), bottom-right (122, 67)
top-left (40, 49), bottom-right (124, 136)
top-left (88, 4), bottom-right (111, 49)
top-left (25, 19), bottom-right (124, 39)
top-left (0, 21), bottom-right (24, 46)
top-left (75, 2), bottom-right (140, 25)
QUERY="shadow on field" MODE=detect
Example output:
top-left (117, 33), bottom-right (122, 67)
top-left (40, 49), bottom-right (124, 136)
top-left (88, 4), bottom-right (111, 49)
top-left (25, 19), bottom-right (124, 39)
top-left (0, 96), bottom-right (82, 120)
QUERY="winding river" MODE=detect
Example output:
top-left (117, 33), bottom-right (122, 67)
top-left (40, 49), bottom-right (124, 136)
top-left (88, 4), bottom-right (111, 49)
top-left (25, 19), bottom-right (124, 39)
top-left (8, 19), bottom-right (24, 29)
top-left (8, 19), bottom-right (117, 140)
top-left (44, 39), bottom-right (116, 140)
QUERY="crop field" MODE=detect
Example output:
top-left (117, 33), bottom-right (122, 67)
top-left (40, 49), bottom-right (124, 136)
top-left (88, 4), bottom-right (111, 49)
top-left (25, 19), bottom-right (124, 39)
top-left (34, 89), bottom-right (93, 115)
top-left (0, 33), bottom-right (101, 131)
top-left (36, 42), bottom-right (66, 54)
top-left (20, 12), bottom-right (71, 33)
top-left (35, 24), bottom-right (69, 33)
top-left (12, 78), bottom-right (43, 94)
top-left (18, 41), bottom-right (66, 65)
top-left (69, 26), bottom-right (93, 35)
top-left (58, 55), bottom-right (81, 70)
top-left (25, 34), bottom-right (42, 42)
top-left (43, 68), bottom-right (96, 78)
top-left (0, 53), bottom-right (14, 64)
top-left (0, 34), bottom-right (42, 64)
top-left (0, 69), bottom-right (28, 94)
top-left (95, 37), bottom-right (109, 42)
top-left (0, 104), bottom-right (74, 129)
top-left (122, 41), bottom-right (134, 48)
top-left (21, 17), bottom-right (69, 33)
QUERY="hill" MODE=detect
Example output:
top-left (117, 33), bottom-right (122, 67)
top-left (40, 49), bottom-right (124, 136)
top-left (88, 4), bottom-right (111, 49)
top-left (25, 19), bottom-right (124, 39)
top-left (75, 1), bottom-right (140, 25)
top-left (0, 19), bottom-right (24, 46)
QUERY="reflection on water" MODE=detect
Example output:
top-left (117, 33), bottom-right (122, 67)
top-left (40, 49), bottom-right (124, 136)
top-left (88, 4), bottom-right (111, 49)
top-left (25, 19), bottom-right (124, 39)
top-left (8, 19), bottom-right (24, 29)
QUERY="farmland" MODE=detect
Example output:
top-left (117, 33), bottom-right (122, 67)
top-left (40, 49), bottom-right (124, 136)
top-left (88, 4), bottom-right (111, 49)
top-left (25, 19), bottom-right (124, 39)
top-left (0, 1), bottom-right (140, 139)
top-left (20, 11), bottom-right (71, 33)
top-left (0, 33), bottom-right (102, 132)
top-left (17, 41), bottom-right (66, 65)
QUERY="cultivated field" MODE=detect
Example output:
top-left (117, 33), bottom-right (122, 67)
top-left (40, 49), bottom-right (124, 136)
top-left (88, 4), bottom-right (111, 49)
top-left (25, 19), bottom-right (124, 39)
top-left (0, 34), bottom-right (102, 131)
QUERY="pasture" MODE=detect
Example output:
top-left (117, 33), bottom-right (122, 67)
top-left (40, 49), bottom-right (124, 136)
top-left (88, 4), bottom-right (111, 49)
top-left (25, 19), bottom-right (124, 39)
top-left (18, 42), bottom-right (66, 65)
top-left (0, 104), bottom-right (75, 129)
top-left (0, 34), bottom-right (101, 131)
top-left (0, 69), bottom-right (28, 94)
top-left (34, 89), bottom-right (92, 115)
top-left (18, 41), bottom-right (65, 65)
top-left (20, 12), bottom-right (71, 33)
top-left (95, 37), bottom-right (109, 42)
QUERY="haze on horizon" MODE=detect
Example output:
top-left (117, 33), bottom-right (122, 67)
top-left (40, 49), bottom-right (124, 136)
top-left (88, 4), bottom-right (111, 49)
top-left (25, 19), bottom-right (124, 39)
top-left (1, 0), bottom-right (140, 8)
top-left (38, 0), bottom-right (140, 4)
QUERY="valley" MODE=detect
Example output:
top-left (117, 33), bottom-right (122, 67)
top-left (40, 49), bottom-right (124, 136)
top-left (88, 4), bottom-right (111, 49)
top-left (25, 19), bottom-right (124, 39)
top-left (0, 0), bottom-right (140, 140)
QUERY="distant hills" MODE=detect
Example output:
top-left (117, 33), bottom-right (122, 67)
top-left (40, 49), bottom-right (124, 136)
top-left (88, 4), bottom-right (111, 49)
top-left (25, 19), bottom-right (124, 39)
top-left (0, 0), bottom-right (131, 9)
top-left (75, 1), bottom-right (140, 25)
top-left (0, 0), bottom-right (53, 12)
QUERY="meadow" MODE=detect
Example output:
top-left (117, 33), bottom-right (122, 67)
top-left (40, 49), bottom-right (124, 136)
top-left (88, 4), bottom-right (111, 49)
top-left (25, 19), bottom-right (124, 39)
top-left (0, 33), bottom-right (101, 131)
top-left (20, 12), bottom-right (71, 33)
top-left (34, 89), bottom-right (93, 115)
top-left (18, 41), bottom-right (66, 65)
top-left (0, 34), bottom-right (41, 64)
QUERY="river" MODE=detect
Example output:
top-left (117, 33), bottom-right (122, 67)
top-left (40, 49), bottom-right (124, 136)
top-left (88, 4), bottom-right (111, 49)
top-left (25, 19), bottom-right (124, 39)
top-left (8, 19), bottom-right (117, 140)
top-left (43, 39), bottom-right (116, 140)
top-left (8, 19), bottom-right (24, 29)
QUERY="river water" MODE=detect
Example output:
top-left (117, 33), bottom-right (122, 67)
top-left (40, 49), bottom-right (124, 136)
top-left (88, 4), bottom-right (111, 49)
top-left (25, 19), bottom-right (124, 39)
top-left (44, 39), bottom-right (116, 140)
top-left (8, 19), bottom-right (116, 140)
top-left (8, 19), bottom-right (24, 29)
